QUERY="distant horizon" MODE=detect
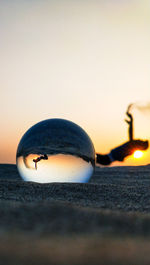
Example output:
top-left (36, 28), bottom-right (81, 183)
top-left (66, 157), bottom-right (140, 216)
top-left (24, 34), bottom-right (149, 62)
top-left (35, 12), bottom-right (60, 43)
top-left (1, 162), bottom-right (150, 168)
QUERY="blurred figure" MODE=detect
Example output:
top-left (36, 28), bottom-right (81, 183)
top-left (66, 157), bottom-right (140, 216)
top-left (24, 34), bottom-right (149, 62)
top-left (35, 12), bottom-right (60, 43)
top-left (96, 104), bottom-right (149, 165)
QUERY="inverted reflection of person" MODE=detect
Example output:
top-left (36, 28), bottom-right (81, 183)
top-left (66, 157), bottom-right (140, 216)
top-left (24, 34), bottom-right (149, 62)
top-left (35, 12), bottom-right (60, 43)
top-left (125, 107), bottom-right (133, 141)
top-left (33, 154), bottom-right (48, 169)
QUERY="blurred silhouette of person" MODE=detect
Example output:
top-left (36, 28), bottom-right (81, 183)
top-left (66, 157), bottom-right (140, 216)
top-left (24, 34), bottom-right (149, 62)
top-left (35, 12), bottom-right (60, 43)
top-left (33, 154), bottom-right (48, 169)
top-left (96, 104), bottom-right (149, 166)
top-left (125, 104), bottom-right (133, 141)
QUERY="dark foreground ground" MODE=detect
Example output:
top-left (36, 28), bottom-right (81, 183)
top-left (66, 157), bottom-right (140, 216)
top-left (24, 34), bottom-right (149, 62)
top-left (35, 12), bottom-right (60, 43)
top-left (0, 164), bottom-right (150, 265)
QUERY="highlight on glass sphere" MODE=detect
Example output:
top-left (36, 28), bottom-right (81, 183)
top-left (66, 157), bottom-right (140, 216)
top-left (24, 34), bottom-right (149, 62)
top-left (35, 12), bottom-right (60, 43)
top-left (16, 119), bottom-right (95, 183)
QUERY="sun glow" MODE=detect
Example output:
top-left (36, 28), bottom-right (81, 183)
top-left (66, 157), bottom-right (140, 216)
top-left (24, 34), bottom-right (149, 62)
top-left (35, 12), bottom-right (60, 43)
top-left (133, 150), bottom-right (143, 159)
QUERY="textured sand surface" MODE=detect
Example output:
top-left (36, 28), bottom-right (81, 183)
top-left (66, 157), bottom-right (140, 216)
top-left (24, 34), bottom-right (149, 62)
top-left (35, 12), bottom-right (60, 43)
top-left (0, 164), bottom-right (150, 265)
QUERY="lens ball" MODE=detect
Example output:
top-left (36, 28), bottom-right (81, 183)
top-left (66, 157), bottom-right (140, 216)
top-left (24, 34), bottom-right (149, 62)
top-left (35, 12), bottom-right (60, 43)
top-left (16, 119), bottom-right (95, 183)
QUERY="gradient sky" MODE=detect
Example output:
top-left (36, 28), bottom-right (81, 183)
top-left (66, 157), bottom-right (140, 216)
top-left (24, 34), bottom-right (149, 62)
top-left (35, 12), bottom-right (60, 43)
top-left (0, 0), bottom-right (150, 166)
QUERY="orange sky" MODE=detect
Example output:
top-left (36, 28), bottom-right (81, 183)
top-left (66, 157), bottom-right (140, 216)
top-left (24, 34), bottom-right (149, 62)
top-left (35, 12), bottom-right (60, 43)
top-left (0, 0), bottom-right (150, 166)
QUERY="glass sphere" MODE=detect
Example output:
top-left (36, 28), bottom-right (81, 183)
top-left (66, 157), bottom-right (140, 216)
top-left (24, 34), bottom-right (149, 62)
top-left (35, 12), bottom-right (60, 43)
top-left (16, 119), bottom-right (95, 183)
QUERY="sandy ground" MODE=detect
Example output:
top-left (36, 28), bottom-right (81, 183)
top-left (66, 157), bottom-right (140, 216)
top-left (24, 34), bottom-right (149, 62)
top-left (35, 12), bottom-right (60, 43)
top-left (0, 163), bottom-right (150, 265)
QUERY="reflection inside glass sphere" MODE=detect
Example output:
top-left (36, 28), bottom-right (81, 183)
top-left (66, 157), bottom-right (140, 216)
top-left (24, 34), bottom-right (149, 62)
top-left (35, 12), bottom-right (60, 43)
top-left (17, 154), bottom-right (93, 183)
top-left (16, 119), bottom-right (95, 183)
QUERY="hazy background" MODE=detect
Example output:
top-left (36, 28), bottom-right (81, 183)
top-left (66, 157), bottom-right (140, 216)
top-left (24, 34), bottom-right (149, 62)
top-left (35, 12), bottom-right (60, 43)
top-left (0, 0), bottom-right (149, 166)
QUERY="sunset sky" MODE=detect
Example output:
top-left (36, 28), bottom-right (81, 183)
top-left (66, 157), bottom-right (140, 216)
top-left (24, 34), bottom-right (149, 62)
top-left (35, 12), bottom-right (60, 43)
top-left (0, 0), bottom-right (150, 166)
